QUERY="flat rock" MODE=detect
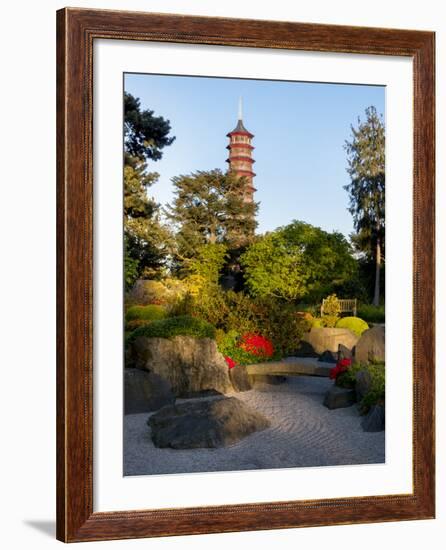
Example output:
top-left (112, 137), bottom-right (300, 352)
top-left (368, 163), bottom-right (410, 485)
top-left (124, 368), bottom-right (175, 414)
top-left (361, 404), bottom-right (385, 432)
top-left (148, 397), bottom-right (270, 449)
top-left (323, 386), bottom-right (356, 409)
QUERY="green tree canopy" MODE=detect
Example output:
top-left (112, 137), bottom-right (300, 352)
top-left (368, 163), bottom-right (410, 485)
top-left (123, 93), bottom-right (175, 287)
top-left (344, 105), bottom-right (385, 305)
top-left (124, 92), bottom-right (175, 163)
top-left (165, 169), bottom-right (258, 260)
top-left (240, 220), bottom-right (357, 302)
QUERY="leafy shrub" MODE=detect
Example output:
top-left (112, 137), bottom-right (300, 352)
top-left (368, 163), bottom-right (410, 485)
top-left (334, 361), bottom-right (385, 412)
top-left (357, 304), bottom-right (385, 324)
top-left (125, 304), bottom-right (167, 322)
top-left (216, 330), bottom-right (274, 366)
top-left (125, 318), bottom-right (152, 332)
top-left (311, 317), bottom-right (325, 328)
top-left (336, 316), bottom-right (369, 336)
top-left (322, 294), bottom-right (341, 317)
top-left (254, 299), bottom-right (310, 356)
top-left (127, 315), bottom-right (216, 342)
top-left (359, 363), bottom-right (385, 412)
top-left (321, 314), bottom-right (339, 328)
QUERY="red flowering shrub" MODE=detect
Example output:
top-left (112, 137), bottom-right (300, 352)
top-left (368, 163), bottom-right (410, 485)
top-left (225, 356), bottom-right (236, 370)
top-left (239, 333), bottom-right (274, 359)
top-left (329, 358), bottom-right (352, 380)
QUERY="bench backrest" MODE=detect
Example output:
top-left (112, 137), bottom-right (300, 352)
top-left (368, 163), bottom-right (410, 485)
top-left (321, 298), bottom-right (357, 317)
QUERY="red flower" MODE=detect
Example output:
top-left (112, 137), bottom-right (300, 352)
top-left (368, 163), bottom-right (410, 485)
top-left (225, 356), bottom-right (237, 369)
top-left (239, 333), bottom-right (274, 358)
top-left (329, 358), bottom-right (352, 380)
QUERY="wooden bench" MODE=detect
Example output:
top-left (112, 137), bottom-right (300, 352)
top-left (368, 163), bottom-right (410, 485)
top-left (321, 298), bottom-right (357, 317)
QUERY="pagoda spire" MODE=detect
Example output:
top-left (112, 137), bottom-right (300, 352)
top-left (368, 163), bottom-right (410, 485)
top-left (238, 96), bottom-right (243, 121)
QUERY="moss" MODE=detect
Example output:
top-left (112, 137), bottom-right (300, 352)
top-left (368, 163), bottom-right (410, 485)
top-left (336, 316), bottom-right (369, 336)
top-left (125, 304), bottom-right (167, 322)
top-left (127, 315), bottom-right (216, 342)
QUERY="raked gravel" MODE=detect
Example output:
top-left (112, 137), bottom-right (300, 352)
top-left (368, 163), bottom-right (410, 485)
top-left (124, 375), bottom-right (385, 476)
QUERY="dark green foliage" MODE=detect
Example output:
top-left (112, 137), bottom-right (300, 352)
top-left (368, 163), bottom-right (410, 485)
top-left (359, 363), bottom-right (385, 411)
top-left (124, 92), bottom-right (175, 163)
top-left (345, 106), bottom-right (385, 305)
top-left (336, 316), bottom-right (369, 336)
top-left (166, 169), bottom-right (258, 261)
top-left (357, 304), bottom-right (385, 324)
top-left (128, 315), bottom-right (216, 341)
top-left (241, 221), bottom-right (358, 302)
top-left (174, 287), bottom-right (310, 357)
top-left (336, 362), bottom-right (385, 412)
top-left (124, 93), bottom-right (175, 280)
top-left (125, 304), bottom-right (167, 322)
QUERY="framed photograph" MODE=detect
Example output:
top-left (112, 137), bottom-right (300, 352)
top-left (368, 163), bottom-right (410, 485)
top-left (56, 8), bottom-right (435, 542)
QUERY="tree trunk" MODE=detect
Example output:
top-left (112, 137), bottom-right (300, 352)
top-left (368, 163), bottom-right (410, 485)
top-left (373, 237), bottom-right (381, 306)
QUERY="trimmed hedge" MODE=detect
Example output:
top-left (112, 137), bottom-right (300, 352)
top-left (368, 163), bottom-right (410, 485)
top-left (336, 316), bottom-right (369, 336)
top-left (125, 304), bottom-right (167, 322)
top-left (127, 315), bottom-right (216, 342)
top-left (357, 304), bottom-right (385, 324)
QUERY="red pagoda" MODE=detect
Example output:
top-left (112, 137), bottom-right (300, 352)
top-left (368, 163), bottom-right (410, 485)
top-left (226, 98), bottom-right (256, 203)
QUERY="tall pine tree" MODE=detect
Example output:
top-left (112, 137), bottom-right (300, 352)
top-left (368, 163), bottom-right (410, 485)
top-left (123, 92), bottom-right (175, 285)
top-left (344, 106), bottom-right (385, 306)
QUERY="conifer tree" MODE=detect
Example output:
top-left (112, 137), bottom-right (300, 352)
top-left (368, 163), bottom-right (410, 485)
top-left (123, 93), bottom-right (175, 285)
top-left (344, 106), bottom-right (385, 306)
top-left (165, 169), bottom-right (258, 261)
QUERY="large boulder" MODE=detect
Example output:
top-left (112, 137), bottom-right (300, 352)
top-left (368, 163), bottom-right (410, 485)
top-left (323, 386), bottom-right (356, 409)
top-left (124, 368), bottom-right (175, 414)
top-left (148, 397), bottom-right (270, 449)
top-left (302, 327), bottom-right (359, 355)
top-left (129, 336), bottom-right (233, 396)
top-left (355, 326), bottom-right (385, 364)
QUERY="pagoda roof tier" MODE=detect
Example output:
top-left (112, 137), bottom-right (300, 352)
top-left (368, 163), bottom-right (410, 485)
top-left (233, 169), bottom-right (256, 178)
top-left (226, 156), bottom-right (255, 164)
top-left (226, 119), bottom-right (254, 138)
top-left (226, 143), bottom-right (254, 151)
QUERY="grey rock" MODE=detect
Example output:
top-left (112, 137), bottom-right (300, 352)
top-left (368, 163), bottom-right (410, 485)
top-left (355, 370), bottom-right (372, 402)
top-left (318, 350), bottom-right (338, 364)
top-left (355, 326), bottom-right (385, 365)
top-left (124, 369), bottom-right (175, 414)
top-left (129, 336), bottom-right (233, 396)
top-left (323, 386), bottom-right (356, 409)
top-left (338, 343), bottom-right (353, 361)
top-left (302, 327), bottom-right (359, 355)
top-left (361, 404), bottom-right (385, 432)
top-left (148, 397), bottom-right (270, 449)
top-left (229, 364), bottom-right (253, 392)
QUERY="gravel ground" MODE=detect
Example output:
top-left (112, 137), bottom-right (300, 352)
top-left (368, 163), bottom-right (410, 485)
top-left (124, 376), bottom-right (385, 476)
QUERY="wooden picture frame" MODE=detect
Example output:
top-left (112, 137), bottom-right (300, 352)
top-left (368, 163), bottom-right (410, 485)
top-left (56, 7), bottom-right (435, 542)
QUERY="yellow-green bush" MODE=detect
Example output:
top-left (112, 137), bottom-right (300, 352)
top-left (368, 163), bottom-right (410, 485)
top-left (125, 304), bottom-right (167, 322)
top-left (336, 316), bottom-right (369, 336)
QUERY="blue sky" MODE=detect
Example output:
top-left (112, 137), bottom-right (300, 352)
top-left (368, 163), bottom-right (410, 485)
top-left (124, 73), bottom-right (385, 239)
